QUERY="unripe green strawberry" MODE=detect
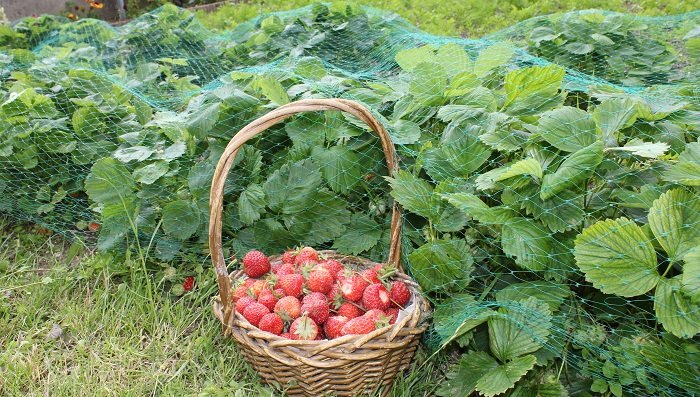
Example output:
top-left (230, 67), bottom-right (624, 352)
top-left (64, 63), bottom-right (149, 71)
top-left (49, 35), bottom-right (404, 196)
top-left (243, 250), bottom-right (271, 278)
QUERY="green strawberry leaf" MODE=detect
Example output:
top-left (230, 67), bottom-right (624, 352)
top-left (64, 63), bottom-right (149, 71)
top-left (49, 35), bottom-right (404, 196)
top-left (502, 65), bottom-right (566, 116)
top-left (409, 61), bottom-right (447, 106)
top-left (540, 141), bottom-right (604, 200)
top-left (331, 213), bottom-right (382, 255)
top-left (473, 42), bottom-right (514, 77)
top-left (85, 158), bottom-right (137, 205)
top-left (574, 218), bottom-right (660, 297)
top-left (132, 161), bottom-right (169, 185)
top-left (488, 297), bottom-right (552, 361)
top-left (648, 188), bottom-right (700, 262)
top-left (407, 238), bottom-right (474, 292)
top-left (433, 294), bottom-right (495, 346)
top-left (441, 192), bottom-right (516, 225)
top-left (682, 248), bottom-right (700, 303)
top-left (475, 354), bottom-right (538, 397)
top-left (592, 97), bottom-right (639, 147)
top-left (390, 119), bottom-right (422, 145)
top-left (654, 276), bottom-right (700, 338)
top-left (162, 200), bottom-right (201, 240)
top-left (496, 281), bottom-right (570, 312)
top-left (316, 145), bottom-right (362, 194)
top-left (437, 351), bottom-right (496, 397)
top-left (663, 142), bottom-right (700, 186)
top-left (538, 106), bottom-right (598, 152)
top-left (386, 170), bottom-right (437, 220)
top-left (237, 183), bottom-right (266, 225)
top-left (422, 131), bottom-right (491, 180)
top-left (501, 217), bottom-right (567, 271)
top-left (435, 42), bottom-right (471, 78)
top-left (395, 45), bottom-right (436, 72)
top-left (263, 159), bottom-right (322, 215)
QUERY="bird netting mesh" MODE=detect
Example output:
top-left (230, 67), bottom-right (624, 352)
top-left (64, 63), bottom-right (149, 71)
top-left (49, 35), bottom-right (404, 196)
top-left (0, 3), bottom-right (699, 396)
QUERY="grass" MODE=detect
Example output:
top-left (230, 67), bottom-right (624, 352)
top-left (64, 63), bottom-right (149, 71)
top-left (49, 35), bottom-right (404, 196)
top-left (0, 219), bottom-right (441, 396)
top-left (196, 0), bottom-right (700, 37)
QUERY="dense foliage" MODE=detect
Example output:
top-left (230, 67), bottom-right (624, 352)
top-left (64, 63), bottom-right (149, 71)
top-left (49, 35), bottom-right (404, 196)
top-left (0, 3), bottom-right (698, 396)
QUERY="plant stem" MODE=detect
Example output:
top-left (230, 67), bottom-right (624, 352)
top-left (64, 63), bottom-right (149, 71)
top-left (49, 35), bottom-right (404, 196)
top-left (661, 261), bottom-right (674, 278)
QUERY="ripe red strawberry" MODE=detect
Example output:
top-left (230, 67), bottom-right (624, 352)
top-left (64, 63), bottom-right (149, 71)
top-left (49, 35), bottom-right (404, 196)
top-left (301, 294), bottom-right (330, 325)
top-left (341, 275), bottom-right (369, 302)
top-left (258, 313), bottom-right (284, 335)
top-left (390, 280), bottom-right (411, 308)
top-left (243, 250), bottom-right (271, 278)
top-left (242, 302), bottom-right (270, 327)
top-left (231, 279), bottom-right (255, 302)
top-left (280, 332), bottom-right (292, 339)
top-left (363, 309), bottom-right (385, 323)
top-left (182, 276), bottom-right (195, 292)
top-left (275, 262), bottom-right (296, 276)
top-left (324, 316), bottom-right (349, 339)
top-left (385, 307), bottom-right (399, 325)
top-left (258, 288), bottom-right (279, 311)
top-left (294, 246), bottom-right (319, 265)
top-left (341, 316), bottom-right (376, 336)
top-left (248, 279), bottom-right (268, 298)
top-left (282, 250), bottom-right (297, 264)
top-left (278, 274), bottom-right (304, 298)
top-left (327, 283), bottom-right (343, 308)
top-left (337, 302), bottom-right (364, 319)
top-left (308, 267), bottom-right (333, 294)
top-left (362, 283), bottom-right (390, 310)
top-left (336, 269), bottom-right (349, 284)
top-left (302, 292), bottom-right (328, 305)
top-left (320, 260), bottom-right (344, 280)
top-left (274, 296), bottom-right (302, 321)
top-left (361, 268), bottom-right (380, 284)
top-left (88, 222), bottom-right (101, 232)
top-left (289, 315), bottom-right (319, 340)
top-left (364, 309), bottom-right (391, 329)
top-left (235, 296), bottom-right (256, 314)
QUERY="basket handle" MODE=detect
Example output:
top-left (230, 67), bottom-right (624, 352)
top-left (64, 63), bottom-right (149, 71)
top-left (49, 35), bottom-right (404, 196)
top-left (209, 98), bottom-right (403, 309)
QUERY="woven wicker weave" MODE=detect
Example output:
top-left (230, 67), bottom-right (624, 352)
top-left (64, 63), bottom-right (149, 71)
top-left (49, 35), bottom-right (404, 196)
top-left (209, 98), bottom-right (430, 396)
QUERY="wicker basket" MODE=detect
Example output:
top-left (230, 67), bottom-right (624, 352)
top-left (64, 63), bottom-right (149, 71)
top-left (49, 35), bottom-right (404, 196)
top-left (208, 98), bottom-right (430, 396)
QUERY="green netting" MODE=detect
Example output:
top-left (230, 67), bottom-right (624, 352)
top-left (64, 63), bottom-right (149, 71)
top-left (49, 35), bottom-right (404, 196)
top-left (1, 3), bottom-right (699, 396)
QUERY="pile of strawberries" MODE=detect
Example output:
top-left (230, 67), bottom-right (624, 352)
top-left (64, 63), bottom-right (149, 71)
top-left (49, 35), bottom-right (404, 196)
top-left (231, 247), bottom-right (412, 340)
